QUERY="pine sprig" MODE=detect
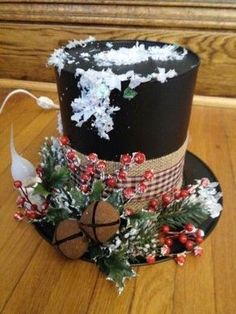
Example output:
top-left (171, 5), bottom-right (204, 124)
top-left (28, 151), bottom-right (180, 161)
top-left (39, 138), bottom-right (70, 193)
top-left (157, 200), bottom-right (209, 230)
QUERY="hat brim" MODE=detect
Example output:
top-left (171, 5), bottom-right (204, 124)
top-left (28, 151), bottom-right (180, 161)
top-left (34, 151), bottom-right (223, 265)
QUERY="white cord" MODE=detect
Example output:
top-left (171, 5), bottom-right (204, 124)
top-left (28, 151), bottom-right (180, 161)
top-left (0, 88), bottom-right (59, 114)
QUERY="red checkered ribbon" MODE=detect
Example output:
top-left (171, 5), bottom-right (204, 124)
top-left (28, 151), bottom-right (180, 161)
top-left (68, 153), bottom-right (184, 202)
top-left (64, 137), bottom-right (188, 207)
top-left (119, 157), bottom-right (184, 201)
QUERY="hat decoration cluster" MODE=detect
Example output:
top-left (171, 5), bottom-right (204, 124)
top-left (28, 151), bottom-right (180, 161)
top-left (12, 135), bottom-right (222, 293)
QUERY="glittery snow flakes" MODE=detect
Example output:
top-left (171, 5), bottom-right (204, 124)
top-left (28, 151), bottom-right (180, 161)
top-left (93, 43), bottom-right (187, 67)
top-left (71, 68), bottom-right (121, 140)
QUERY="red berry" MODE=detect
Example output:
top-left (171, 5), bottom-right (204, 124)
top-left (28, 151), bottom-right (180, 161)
top-left (180, 189), bottom-right (189, 198)
top-left (117, 169), bottom-right (127, 181)
top-left (162, 193), bottom-right (171, 206)
top-left (144, 169), bottom-right (154, 181)
top-left (81, 173), bottom-right (90, 182)
top-left (161, 244), bottom-right (171, 256)
top-left (174, 189), bottom-right (181, 199)
top-left (126, 208), bottom-right (134, 216)
top-left (16, 196), bottom-right (26, 207)
top-left (31, 204), bottom-right (38, 211)
top-left (123, 187), bottom-right (135, 199)
top-left (178, 233), bottom-right (188, 244)
top-left (175, 254), bottom-right (186, 266)
top-left (80, 184), bottom-right (89, 193)
top-left (185, 240), bottom-right (194, 251)
top-left (185, 223), bottom-right (195, 232)
top-left (164, 238), bottom-right (173, 247)
top-left (14, 180), bottom-right (22, 189)
top-left (133, 152), bottom-right (146, 164)
top-left (85, 164), bottom-right (95, 175)
top-left (106, 177), bottom-right (117, 188)
top-left (59, 135), bottom-right (70, 145)
top-left (88, 153), bottom-right (98, 163)
top-left (97, 160), bottom-right (106, 172)
top-left (195, 236), bottom-right (203, 244)
top-left (149, 198), bottom-right (158, 209)
top-left (36, 165), bottom-right (43, 176)
top-left (67, 150), bottom-right (76, 160)
top-left (159, 235), bottom-right (165, 244)
top-left (196, 229), bottom-right (205, 237)
top-left (193, 246), bottom-right (203, 256)
top-left (25, 210), bottom-right (37, 219)
top-left (146, 255), bottom-right (156, 264)
top-left (14, 211), bottom-right (24, 221)
top-left (137, 182), bottom-right (147, 193)
top-left (120, 154), bottom-right (132, 165)
top-left (161, 224), bottom-right (170, 233)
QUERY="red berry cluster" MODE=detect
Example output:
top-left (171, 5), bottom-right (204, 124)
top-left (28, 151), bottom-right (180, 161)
top-left (36, 165), bottom-right (43, 178)
top-left (74, 149), bottom-right (154, 199)
top-left (80, 154), bottom-right (106, 193)
top-left (148, 187), bottom-right (192, 213)
top-left (119, 152), bottom-right (156, 200)
top-left (13, 180), bottom-right (47, 221)
top-left (107, 152), bottom-right (152, 198)
top-left (120, 152), bottom-right (146, 167)
top-left (159, 223), bottom-right (204, 254)
top-left (59, 135), bottom-right (70, 146)
top-left (146, 254), bottom-right (156, 264)
top-left (65, 148), bottom-right (80, 173)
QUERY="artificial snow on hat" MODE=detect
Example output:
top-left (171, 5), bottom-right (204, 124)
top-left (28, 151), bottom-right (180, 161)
top-left (10, 38), bottom-right (222, 293)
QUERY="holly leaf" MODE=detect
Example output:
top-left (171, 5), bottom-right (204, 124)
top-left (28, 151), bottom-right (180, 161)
top-left (88, 243), bottom-right (106, 261)
top-left (70, 188), bottom-right (87, 210)
top-left (123, 87), bottom-right (138, 101)
top-left (89, 181), bottom-right (105, 202)
top-left (107, 190), bottom-right (124, 214)
top-left (33, 182), bottom-right (50, 198)
top-left (50, 166), bottom-right (70, 188)
top-left (97, 251), bottom-right (135, 294)
top-left (46, 207), bottom-right (69, 225)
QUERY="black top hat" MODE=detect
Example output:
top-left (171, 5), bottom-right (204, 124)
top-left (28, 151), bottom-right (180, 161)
top-left (28, 39), bottom-right (222, 291)
top-left (55, 40), bottom-right (199, 160)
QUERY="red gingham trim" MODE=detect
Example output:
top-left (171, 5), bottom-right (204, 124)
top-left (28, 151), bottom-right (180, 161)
top-left (69, 154), bottom-right (184, 202)
top-left (123, 157), bottom-right (184, 201)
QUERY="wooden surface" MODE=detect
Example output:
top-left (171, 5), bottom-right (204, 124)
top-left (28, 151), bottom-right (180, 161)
top-left (0, 85), bottom-right (236, 314)
top-left (0, 1), bottom-right (236, 98)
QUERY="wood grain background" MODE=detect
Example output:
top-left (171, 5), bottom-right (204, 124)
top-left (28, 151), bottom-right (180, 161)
top-left (0, 1), bottom-right (236, 98)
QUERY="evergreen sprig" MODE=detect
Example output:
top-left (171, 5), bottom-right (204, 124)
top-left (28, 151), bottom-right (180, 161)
top-left (157, 200), bottom-right (209, 229)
